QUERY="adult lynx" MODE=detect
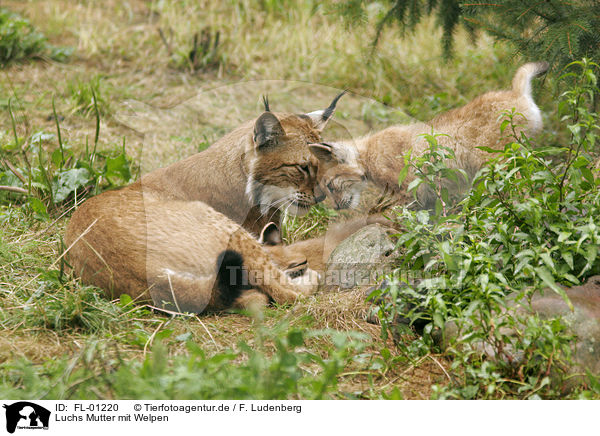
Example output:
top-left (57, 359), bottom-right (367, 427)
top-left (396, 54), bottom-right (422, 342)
top-left (137, 94), bottom-right (345, 234)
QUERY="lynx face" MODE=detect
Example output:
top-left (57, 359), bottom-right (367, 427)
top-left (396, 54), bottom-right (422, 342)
top-left (247, 115), bottom-right (322, 216)
top-left (308, 141), bottom-right (366, 210)
top-left (246, 93), bottom-right (347, 217)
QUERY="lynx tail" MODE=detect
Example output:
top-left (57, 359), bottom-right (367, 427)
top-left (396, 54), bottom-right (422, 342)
top-left (512, 61), bottom-right (550, 97)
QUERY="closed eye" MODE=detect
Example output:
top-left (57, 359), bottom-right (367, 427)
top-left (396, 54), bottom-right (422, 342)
top-left (272, 164), bottom-right (309, 181)
top-left (287, 268), bottom-right (306, 279)
top-left (286, 260), bottom-right (308, 278)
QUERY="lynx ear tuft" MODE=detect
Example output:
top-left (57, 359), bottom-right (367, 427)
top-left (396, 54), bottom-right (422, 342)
top-left (253, 112), bottom-right (285, 148)
top-left (262, 95), bottom-right (270, 112)
top-left (306, 90), bottom-right (347, 132)
top-left (258, 222), bottom-right (282, 246)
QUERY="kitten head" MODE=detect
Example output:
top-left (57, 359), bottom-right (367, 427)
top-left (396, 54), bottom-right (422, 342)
top-left (308, 141), bottom-right (367, 210)
top-left (259, 222), bottom-right (320, 289)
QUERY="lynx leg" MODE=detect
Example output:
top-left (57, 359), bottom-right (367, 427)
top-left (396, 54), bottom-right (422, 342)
top-left (248, 259), bottom-right (304, 304)
top-left (289, 270), bottom-right (320, 296)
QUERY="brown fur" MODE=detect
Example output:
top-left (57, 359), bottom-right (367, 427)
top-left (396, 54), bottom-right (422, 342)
top-left (311, 62), bottom-right (549, 209)
top-left (65, 186), bottom-right (319, 313)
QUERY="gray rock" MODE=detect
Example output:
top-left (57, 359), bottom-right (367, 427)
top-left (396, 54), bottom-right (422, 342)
top-left (323, 224), bottom-right (395, 290)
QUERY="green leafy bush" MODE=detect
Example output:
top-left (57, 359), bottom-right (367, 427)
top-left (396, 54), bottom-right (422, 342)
top-left (0, 8), bottom-right (71, 66)
top-left (372, 59), bottom-right (600, 398)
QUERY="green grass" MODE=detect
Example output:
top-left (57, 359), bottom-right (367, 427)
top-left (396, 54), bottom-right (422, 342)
top-left (0, 324), bottom-right (367, 400)
top-left (67, 75), bottom-right (112, 117)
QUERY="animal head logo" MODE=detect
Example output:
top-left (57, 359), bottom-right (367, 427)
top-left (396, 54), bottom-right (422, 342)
top-left (3, 402), bottom-right (50, 434)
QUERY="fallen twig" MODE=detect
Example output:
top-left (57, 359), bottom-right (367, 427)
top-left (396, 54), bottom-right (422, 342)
top-left (0, 185), bottom-right (27, 194)
top-left (2, 159), bottom-right (27, 185)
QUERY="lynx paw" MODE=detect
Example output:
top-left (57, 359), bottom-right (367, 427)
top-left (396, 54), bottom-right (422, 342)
top-left (289, 269), bottom-right (321, 296)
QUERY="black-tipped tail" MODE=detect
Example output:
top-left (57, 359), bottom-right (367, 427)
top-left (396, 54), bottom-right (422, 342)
top-left (216, 250), bottom-right (252, 307)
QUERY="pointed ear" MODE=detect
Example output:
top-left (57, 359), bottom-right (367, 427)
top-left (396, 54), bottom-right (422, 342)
top-left (254, 112), bottom-right (285, 149)
top-left (308, 143), bottom-right (335, 163)
top-left (258, 222), bottom-right (282, 246)
top-left (306, 90), bottom-right (347, 132)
